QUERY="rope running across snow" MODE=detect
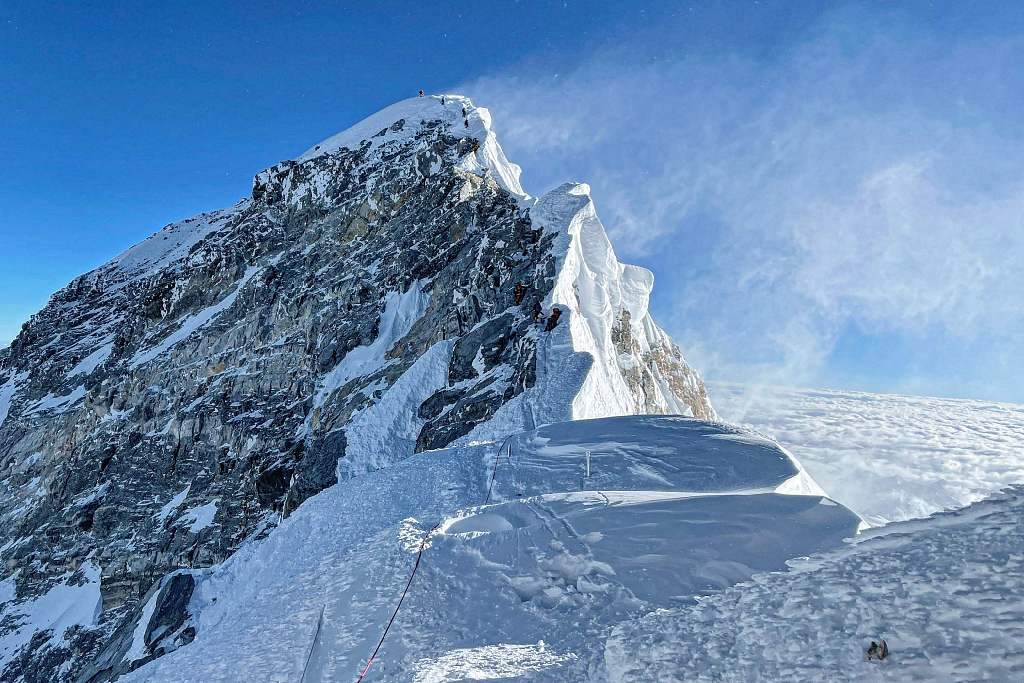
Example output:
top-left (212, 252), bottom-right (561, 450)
top-left (355, 435), bottom-right (516, 681)
top-left (354, 519), bottom-right (442, 682)
top-left (298, 604), bottom-right (326, 683)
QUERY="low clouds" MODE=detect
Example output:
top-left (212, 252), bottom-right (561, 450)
top-left (460, 7), bottom-right (1024, 399)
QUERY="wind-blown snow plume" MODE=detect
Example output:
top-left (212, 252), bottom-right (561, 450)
top-left (460, 5), bottom-right (1024, 399)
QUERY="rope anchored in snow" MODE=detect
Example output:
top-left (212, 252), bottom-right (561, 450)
top-left (355, 436), bottom-right (515, 681)
top-left (483, 435), bottom-right (514, 505)
top-left (355, 520), bottom-right (442, 682)
top-left (299, 604), bottom-right (326, 683)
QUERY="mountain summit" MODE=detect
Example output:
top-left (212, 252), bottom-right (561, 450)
top-left (0, 94), bottom-right (715, 680)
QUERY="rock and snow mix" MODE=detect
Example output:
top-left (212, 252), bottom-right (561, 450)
top-left (0, 91), bottom-right (1020, 682)
top-left (0, 93), bottom-right (713, 681)
top-left (121, 416), bottom-right (858, 682)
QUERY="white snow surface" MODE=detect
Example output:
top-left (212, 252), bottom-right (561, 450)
top-left (104, 208), bottom-right (234, 289)
top-left (711, 382), bottom-right (1024, 525)
top-left (122, 416), bottom-right (857, 682)
top-left (22, 385), bottom-right (87, 416)
top-left (311, 280), bottom-right (430, 416)
top-left (124, 588), bottom-right (161, 663)
top-left (533, 182), bottom-right (709, 420)
top-left (607, 485), bottom-right (1024, 682)
top-left (340, 340), bottom-right (453, 478)
top-left (177, 501), bottom-right (219, 534)
top-left (66, 338), bottom-right (114, 377)
top-left (0, 372), bottom-right (28, 430)
top-left (154, 485), bottom-right (191, 523)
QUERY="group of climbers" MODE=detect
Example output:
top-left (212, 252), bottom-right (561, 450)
top-left (420, 89), bottom-right (471, 128)
top-left (510, 279), bottom-right (562, 331)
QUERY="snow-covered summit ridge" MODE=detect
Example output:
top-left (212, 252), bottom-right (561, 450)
top-left (73, 95), bottom-right (523, 295)
top-left (297, 94), bottom-right (527, 198)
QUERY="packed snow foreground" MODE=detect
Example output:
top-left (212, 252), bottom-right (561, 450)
top-left (121, 416), bottom-right (858, 682)
top-left (1, 93), bottom-right (1022, 682)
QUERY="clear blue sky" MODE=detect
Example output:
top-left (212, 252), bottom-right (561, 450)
top-left (3, 2), bottom-right (1023, 402)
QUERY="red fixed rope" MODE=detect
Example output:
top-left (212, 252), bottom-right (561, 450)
top-left (354, 521), bottom-right (441, 683)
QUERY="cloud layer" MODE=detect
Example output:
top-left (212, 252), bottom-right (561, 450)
top-left (460, 6), bottom-right (1024, 400)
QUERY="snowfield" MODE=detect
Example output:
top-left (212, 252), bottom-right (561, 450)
top-left (121, 416), bottom-right (858, 682)
top-left (710, 382), bottom-right (1024, 525)
top-left (608, 486), bottom-right (1024, 682)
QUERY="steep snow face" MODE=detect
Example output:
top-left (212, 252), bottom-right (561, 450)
top-left (0, 93), bottom-right (713, 681)
top-left (533, 183), bottom-right (714, 421)
top-left (119, 416), bottom-right (857, 683)
top-left (609, 486), bottom-right (1024, 682)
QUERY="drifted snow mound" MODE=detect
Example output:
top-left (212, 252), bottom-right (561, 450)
top-left (489, 415), bottom-right (824, 500)
top-left (121, 416), bottom-right (857, 682)
top-left (608, 486), bottom-right (1024, 682)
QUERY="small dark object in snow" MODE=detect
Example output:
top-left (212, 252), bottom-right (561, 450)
top-left (418, 89), bottom-right (424, 97)
top-left (866, 639), bottom-right (889, 661)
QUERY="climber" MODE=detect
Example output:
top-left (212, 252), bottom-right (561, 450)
top-left (865, 640), bottom-right (889, 661)
top-left (441, 96), bottom-right (446, 105)
top-left (513, 282), bottom-right (527, 305)
top-left (418, 89), bottom-right (424, 97)
top-left (461, 106), bottom-right (467, 117)
top-left (532, 300), bottom-right (543, 322)
top-left (545, 306), bottom-right (562, 332)
top-left (464, 118), bottom-right (469, 128)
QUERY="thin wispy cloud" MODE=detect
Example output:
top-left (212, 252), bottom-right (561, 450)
top-left (460, 6), bottom-right (1024, 400)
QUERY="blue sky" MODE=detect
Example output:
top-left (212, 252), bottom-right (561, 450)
top-left (2, 2), bottom-right (1022, 402)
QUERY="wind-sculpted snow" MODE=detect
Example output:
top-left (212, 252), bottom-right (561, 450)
top-left (534, 184), bottom-right (714, 421)
top-left (712, 382), bottom-right (1024, 525)
top-left (120, 416), bottom-right (857, 682)
top-left (0, 94), bottom-right (712, 681)
top-left (607, 486), bottom-right (1024, 682)
top-left (492, 416), bottom-right (822, 499)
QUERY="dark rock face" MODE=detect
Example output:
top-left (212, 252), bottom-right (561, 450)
top-left (0, 106), bottom-right (556, 681)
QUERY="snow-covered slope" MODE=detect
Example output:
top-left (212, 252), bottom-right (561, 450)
top-left (608, 485), bottom-right (1024, 682)
top-left (118, 416), bottom-right (857, 682)
top-left (711, 382), bottom-right (1024, 525)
